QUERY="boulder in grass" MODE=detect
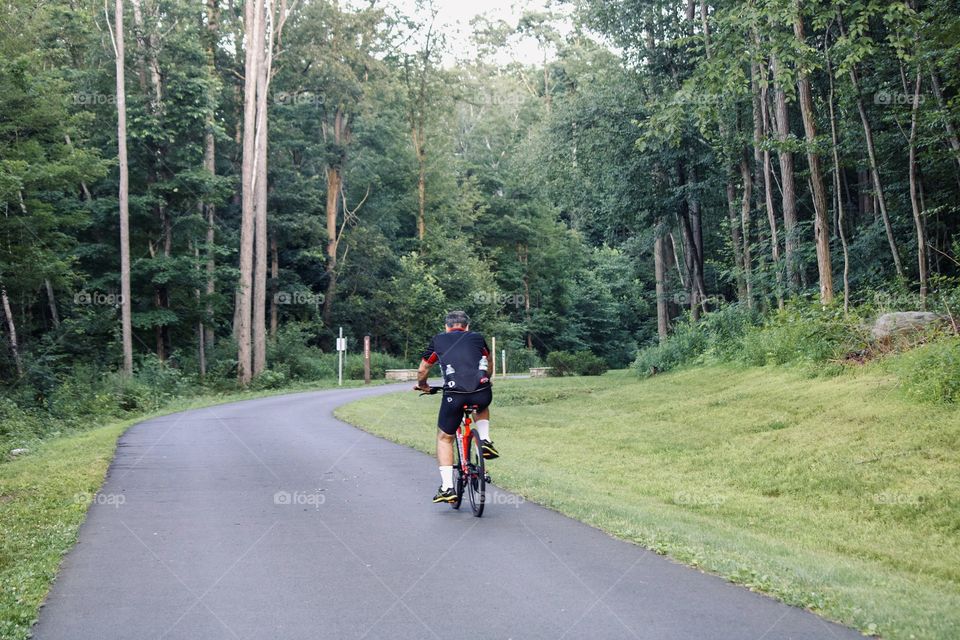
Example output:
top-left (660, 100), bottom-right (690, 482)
top-left (872, 312), bottom-right (943, 340)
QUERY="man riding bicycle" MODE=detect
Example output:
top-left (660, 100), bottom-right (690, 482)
top-left (415, 310), bottom-right (499, 504)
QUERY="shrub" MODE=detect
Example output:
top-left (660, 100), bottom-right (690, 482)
top-left (251, 369), bottom-right (288, 390)
top-left (575, 351), bottom-right (609, 376)
top-left (633, 321), bottom-right (709, 376)
top-left (889, 338), bottom-right (960, 404)
top-left (546, 350), bottom-right (608, 376)
top-left (546, 351), bottom-right (578, 376)
top-left (267, 324), bottom-right (332, 380)
top-left (736, 304), bottom-right (868, 367)
top-left (504, 347), bottom-right (541, 373)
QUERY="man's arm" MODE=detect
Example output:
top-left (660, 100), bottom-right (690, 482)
top-left (416, 358), bottom-right (432, 391)
top-left (416, 336), bottom-right (438, 391)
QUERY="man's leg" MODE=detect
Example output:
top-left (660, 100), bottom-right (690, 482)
top-left (474, 407), bottom-right (491, 440)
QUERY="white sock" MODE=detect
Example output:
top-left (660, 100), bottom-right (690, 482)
top-left (475, 419), bottom-right (490, 441)
top-left (439, 466), bottom-right (454, 490)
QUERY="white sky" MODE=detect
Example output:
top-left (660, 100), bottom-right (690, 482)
top-left (375, 0), bottom-right (567, 66)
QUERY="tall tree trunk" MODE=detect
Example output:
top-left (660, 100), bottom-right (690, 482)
top-left (826, 48), bottom-right (851, 314)
top-left (194, 243), bottom-right (206, 377)
top-left (270, 235), bottom-right (278, 337)
top-left (131, 0), bottom-right (171, 359)
top-left (0, 283), bottom-right (23, 376)
top-left (109, 0), bottom-right (133, 376)
top-left (793, 13), bottom-right (833, 304)
top-left (754, 45), bottom-right (783, 309)
top-left (237, 0), bottom-right (264, 384)
top-left (414, 130), bottom-right (426, 242)
top-left (726, 177), bottom-right (747, 302)
top-left (45, 279), bottom-right (60, 328)
top-left (770, 54), bottom-right (799, 290)
top-left (654, 226), bottom-right (670, 342)
top-left (202, 0), bottom-right (219, 355)
top-left (252, 0), bottom-right (274, 376)
top-left (739, 151), bottom-right (754, 308)
top-left (321, 108), bottom-right (347, 325)
top-left (518, 243), bottom-right (532, 348)
top-left (907, 71), bottom-right (927, 307)
top-left (836, 17), bottom-right (903, 278)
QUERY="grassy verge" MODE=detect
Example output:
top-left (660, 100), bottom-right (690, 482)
top-left (0, 379), bottom-right (383, 640)
top-left (336, 365), bottom-right (960, 640)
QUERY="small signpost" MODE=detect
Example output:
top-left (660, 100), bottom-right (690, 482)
top-left (336, 327), bottom-right (346, 386)
top-left (363, 336), bottom-right (371, 384)
top-left (502, 349), bottom-right (507, 377)
top-left (491, 337), bottom-right (496, 379)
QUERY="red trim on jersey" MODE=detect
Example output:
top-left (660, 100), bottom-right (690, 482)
top-left (423, 352), bottom-right (439, 365)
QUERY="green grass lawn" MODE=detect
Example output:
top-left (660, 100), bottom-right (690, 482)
top-left (0, 379), bottom-right (383, 640)
top-left (336, 365), bottom-right (960, 640)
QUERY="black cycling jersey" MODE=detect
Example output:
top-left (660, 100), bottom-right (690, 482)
top-left (420, 329), bottom-right (491, 393)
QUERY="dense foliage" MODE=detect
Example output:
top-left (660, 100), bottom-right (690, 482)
top-left (2, 0), bottom-right (960, 438)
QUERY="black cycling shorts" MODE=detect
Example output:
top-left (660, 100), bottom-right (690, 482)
top-left (437, 386), bottom-right (492, 435)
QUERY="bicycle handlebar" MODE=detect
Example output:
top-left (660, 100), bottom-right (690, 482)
top-left (415, 385), bottom-right (443, 396)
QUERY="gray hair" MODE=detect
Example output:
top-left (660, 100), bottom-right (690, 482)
top-left (444, 310), bottom-right (471, 328)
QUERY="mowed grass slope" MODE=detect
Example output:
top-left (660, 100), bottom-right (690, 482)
top-left (336, 365), bottom-right (960, 640)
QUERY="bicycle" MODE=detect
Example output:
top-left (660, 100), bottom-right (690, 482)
top-left (419, 385), bottom-right (487, 517)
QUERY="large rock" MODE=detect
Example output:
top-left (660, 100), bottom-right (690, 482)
top-left (872, 311), bottom-right (943, 340)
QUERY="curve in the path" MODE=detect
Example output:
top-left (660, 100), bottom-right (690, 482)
top-left (33, 384), bottom-right (862, 640)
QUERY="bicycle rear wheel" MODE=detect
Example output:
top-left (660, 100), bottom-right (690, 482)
top-left (466, 429), bottom-right (485, 517)
top-left (451, 443), bottom-right (465, 510)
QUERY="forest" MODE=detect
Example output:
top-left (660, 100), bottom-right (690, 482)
top-left (2, 0), bottom-right (959, 413)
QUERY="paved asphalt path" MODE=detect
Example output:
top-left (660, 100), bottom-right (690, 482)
top-left (34, 384), bottom-right (862, 640)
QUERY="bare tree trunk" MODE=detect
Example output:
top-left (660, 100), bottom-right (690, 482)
top-left (270, 235), bottom-right (279, 337)
top-left (108, 0), bottom-right (133, 376)
top-left (726, 177), bottom-right (747, 302)
top-left (794, 13), bottom-right (833, 304)
top-left (322, 108), bottom-right (347, 325)
top-left (771, 54), bottom-right (799, 290)
top-left (414, 131), bottom-right (426, 242)
top-left (826, 48), bottom-right (851, 314)
top-left (202, 0), bottom-right (219, 355)
top-left (754, 45), bottom-right (783, 309)
top-left (0, 283), bottom-right (23, 376)
top-left (654, 226), bottom-right (670, 342)
top-left (518, 244), bottom-right (532, 348)
top-left (836, 17), bottom-right (903, 278)
top-left (194, 243), bottom-right (206, 377)
top-left (237, 0), bottom-right (264, 385)
top-left (252, 0), bottom-right (274, 376)
top-left (739, 152), bottom-right (754, 308)
top-left (908, 71), bottom-right (927, 307)
top-left (322, 165), bottom-right (342, 324)
top-left (45, 279), bottom-right (60, 328)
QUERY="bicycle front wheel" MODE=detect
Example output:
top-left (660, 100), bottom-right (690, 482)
top-left (451, 441), bottom-right (465, 510)
top-left (466, 429), bottom-right (485, 517)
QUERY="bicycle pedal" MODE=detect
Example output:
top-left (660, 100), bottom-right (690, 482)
top-left (484, 473), bottom-right (492, 483)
